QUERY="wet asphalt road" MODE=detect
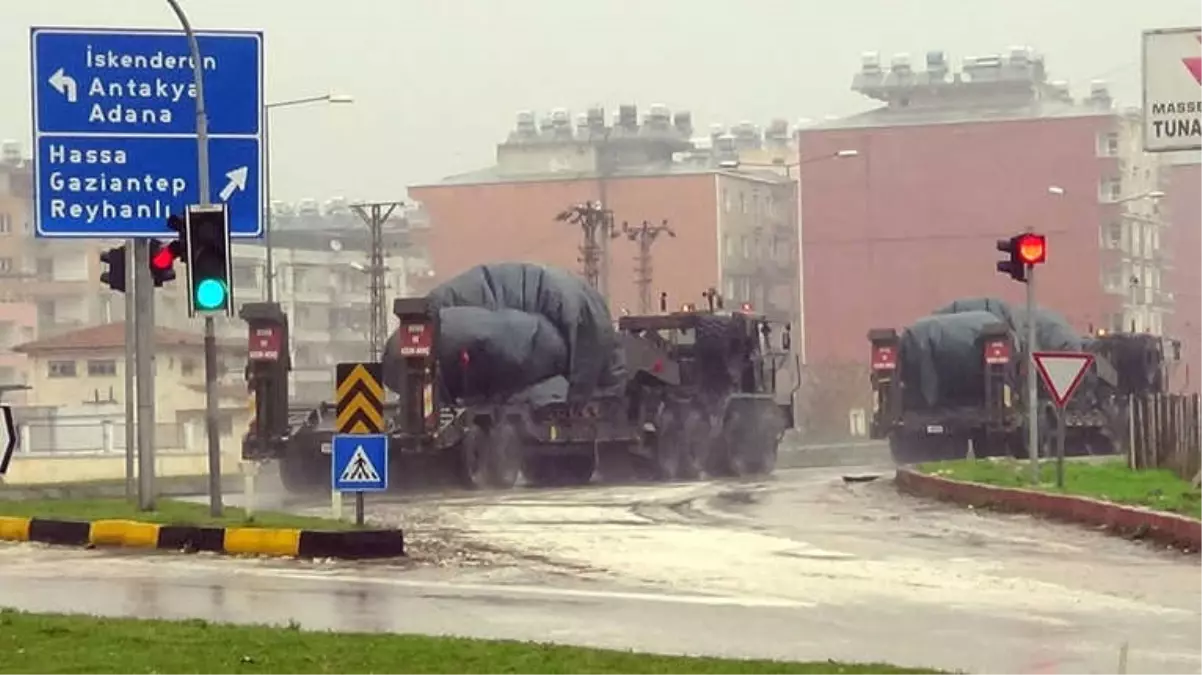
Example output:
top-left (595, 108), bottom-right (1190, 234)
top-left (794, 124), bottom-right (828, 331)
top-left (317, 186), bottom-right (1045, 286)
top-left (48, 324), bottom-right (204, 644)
top-left (2, 457), bottom-right (1199, 675)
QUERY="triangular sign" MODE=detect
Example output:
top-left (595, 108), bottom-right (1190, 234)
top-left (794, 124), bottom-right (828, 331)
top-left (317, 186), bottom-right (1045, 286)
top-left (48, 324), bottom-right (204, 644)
top-left (1033, 351), bottom-right (1095, 408)
top-left (339, 446), bottom-right (382, 483)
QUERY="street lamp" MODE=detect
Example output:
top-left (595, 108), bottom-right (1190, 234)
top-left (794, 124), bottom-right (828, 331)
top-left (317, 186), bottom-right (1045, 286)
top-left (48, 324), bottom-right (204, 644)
top-left (717, 149), bottom-right (859, 174)
top-left (263, 92), bottom-right (354, 302)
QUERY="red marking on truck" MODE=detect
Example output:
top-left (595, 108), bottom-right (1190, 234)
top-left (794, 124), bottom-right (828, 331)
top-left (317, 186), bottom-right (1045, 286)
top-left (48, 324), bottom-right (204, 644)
top-left (984, 339), bottom-right (1011, 364)
top-left (400, 323), bottom-right (433, 357)
top-left (871, 344), bottom-right (897, 370)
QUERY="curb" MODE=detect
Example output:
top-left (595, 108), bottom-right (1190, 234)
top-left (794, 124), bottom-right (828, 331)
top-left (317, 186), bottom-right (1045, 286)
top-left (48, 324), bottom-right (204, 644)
top-left (0, 516), bottom-right (404, 559)
top-left (894, 467), bottom-right (1201, 552)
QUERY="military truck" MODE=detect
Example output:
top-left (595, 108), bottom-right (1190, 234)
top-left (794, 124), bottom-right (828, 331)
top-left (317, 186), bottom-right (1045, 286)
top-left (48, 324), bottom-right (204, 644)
top-left (866, 298), bottom-right (1173, 464)
top-left (243, 263), bottom-right (796, 492)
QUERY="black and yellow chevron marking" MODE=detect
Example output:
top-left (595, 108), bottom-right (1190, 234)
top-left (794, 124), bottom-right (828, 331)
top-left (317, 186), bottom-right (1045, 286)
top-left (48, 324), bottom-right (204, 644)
top-left (0, 515), bottom-right (404, 559)
top-left (335, 362), bottom-right (385, 434)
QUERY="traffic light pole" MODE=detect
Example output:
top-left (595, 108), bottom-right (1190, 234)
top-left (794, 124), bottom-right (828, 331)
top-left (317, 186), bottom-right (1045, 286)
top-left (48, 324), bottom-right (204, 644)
top-left (124, 238), bottom-right (137, 502)
top-left (133, 240), bottom-right (157, 510)
top-left (168, 0), bottom-right (223, 517)
top-left (1025, 263), bottom-right (1039, 484)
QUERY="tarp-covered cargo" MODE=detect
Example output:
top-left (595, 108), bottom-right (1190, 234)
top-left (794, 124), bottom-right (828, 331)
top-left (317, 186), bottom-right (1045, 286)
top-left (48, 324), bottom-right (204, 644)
top-left (903, 297), bottom-right (1089, 409)
top-left (899, 310), bottom-right (1005, 409)
top-left (382, 262), bottom-right (625, 407)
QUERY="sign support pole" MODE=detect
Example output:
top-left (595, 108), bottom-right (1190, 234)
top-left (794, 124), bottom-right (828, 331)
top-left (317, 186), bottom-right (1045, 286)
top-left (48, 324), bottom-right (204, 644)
top-left (1055, 408), bottom-right (1067, 488)
top-left (1025, 262), bottom-right (1039, 485)
top-left (134, 240), bottom-right (157, 511)
top-left (124, 237), bottom-right (137, 501)
top-left (167, 0), bottom-right (223, 517)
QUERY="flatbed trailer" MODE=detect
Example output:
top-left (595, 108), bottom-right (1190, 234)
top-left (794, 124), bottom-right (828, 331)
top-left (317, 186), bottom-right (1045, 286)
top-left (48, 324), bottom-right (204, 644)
top-left (243, 294), bottom-right (798, 493)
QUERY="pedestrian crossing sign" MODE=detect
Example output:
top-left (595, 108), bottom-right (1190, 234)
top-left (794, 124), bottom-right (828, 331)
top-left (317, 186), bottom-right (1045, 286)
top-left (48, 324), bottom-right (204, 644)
top-left (331, 434), bottom-right (389, 492)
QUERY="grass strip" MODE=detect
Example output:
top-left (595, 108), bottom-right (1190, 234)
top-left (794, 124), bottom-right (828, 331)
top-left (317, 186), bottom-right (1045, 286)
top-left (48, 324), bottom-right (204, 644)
top-left (919, 458), bottom-right (1201, 520)
top-left (0, 497), bottom-right (356, 531)
top-left (0, 609), bottom-right (940, 674)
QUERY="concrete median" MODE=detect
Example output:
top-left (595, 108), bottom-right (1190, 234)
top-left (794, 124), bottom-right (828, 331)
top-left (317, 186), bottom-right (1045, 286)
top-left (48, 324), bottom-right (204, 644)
top-left (895, 466), bottom-right (1201, 552)
top-left (0, 515), bottom-right (404, 559)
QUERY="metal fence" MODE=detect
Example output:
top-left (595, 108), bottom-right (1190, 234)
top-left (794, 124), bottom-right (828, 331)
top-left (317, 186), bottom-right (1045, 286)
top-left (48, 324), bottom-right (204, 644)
top-left (1128, 393), bottom-right (1201, 485)
top-left (18, 418), bottom-right (186, 455)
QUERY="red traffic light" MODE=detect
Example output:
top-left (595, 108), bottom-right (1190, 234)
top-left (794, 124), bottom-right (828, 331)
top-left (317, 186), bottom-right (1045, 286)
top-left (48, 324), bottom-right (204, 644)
top-left (151, 247), bottom-right (176, 271)
top-left (1015, 233), bottom-right (1046, 265)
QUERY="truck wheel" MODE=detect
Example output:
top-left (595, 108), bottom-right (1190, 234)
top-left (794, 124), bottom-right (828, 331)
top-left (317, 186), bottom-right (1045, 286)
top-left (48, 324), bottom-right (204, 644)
top-left (278, 454), bottom-right (325, 494)
top-left (524, 450), bottom-right (595, 487)
top-left (458, 421), bottom-right (524, 490)
top-left (488, 421), bottom-right (523, 489)
top-left (717, 407), bottom-right (781, 477)
top-left (662, 408), bottom-right (709, 481)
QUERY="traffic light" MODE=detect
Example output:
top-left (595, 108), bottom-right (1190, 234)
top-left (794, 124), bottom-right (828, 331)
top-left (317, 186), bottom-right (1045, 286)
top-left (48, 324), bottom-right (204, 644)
top-left (99, 245), bottom-right (128, 293)
top-left (147, 238), bottom-right (178, 288)
top-left (996, 232), bottom-right (1047, 283)
top-left (183, 204), bottom-right (234, 317)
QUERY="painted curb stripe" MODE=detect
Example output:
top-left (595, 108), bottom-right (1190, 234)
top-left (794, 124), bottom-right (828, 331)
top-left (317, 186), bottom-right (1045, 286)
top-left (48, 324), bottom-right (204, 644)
top-left (0, 516), bottom-right (31, 541)
top-left (28, 518), bottom-right (91, 546)
top-left (895, 467), bottom-right (1202, 551)
top-left (0, 515), bottom-right (405, 559)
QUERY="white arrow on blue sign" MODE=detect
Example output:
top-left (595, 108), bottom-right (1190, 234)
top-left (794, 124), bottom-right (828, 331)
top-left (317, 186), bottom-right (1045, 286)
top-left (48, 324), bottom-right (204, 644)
top-left (30, 27), bottom-right (264, 239)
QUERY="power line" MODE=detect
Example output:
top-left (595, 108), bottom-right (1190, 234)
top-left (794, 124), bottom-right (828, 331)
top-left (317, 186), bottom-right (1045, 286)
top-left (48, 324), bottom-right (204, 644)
top-left (555, 201), bottom-right (612, 292)
top-left (621, 219), bottom-right (675, 313)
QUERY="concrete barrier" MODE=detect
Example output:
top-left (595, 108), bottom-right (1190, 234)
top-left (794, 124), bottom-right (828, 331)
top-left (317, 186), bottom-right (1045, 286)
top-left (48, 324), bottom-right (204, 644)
top-left (895, 467), bottom-right (1201, 552)
top-left (0, 514), bottom-right (404, 559)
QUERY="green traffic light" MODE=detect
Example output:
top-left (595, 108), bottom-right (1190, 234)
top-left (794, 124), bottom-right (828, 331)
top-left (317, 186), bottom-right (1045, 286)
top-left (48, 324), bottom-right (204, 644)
top-left (195, 278), bottom-right (228, 310)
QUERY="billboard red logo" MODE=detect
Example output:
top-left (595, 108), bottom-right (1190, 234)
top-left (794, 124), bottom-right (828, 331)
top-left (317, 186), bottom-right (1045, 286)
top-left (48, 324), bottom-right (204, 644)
top-left (1185, 35), bottom-right (1202, 85)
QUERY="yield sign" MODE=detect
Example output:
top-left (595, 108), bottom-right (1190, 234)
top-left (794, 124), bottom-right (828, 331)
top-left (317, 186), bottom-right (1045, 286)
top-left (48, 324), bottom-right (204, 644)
top-left (1033, 351), bottom-right (1095, 408)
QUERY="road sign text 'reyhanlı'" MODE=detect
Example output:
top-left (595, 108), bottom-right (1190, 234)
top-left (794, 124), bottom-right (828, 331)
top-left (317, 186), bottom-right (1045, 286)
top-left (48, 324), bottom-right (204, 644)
top-left (1142, 27), bottom-right (1202, 153)
top-left (30, 27), bottom-right (264, 238)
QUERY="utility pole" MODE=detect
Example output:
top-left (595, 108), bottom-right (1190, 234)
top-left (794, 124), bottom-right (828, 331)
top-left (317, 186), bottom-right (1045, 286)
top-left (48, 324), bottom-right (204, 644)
top-left (596, 129), bottom-right (614, 302)
top-left (351, 201), bottom-right (403, 361)
top-left (555, 202), bottom-right (612, 292)
top-left (622, 219), bottom-right (675, 314)
top-left (167, 0), bottom-right (219, 515)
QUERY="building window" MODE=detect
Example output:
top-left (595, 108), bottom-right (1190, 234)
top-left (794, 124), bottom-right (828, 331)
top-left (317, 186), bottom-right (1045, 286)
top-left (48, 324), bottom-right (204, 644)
top-left (0, 213), bottom-right (11, 234)
top-left (722, 188), bottom-right (731, 213)
top-left (86, 359), bottom-right (117, 377)
top-left (1096, 132), bottom-right (1119, 157)
top-left (738, 192), bottom-right (747, 214)
top-left (181, 358), bottom-right (198, 376)
top-left (1098, 178), bottom-right (1122, 203)
top-left (1101, 222), bottom-right (1122, 249)
top-left (48, 360), bottom-right (77, 378)
top-left (233, 262), bottom-right (260, 289)
top-left (0, 258), bottom-right (12, 273)
top-left (35, 257), bottom-right (53, 281)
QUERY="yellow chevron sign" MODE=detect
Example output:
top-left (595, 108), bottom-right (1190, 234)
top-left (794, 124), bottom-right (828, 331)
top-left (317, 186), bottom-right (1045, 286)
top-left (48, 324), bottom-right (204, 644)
top-left (335, 362), bottom-right (385, 434)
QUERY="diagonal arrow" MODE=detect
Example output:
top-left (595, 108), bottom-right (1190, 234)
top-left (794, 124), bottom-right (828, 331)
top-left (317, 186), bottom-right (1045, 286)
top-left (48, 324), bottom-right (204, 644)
top-left (218, 166), bottom-right (249, 202)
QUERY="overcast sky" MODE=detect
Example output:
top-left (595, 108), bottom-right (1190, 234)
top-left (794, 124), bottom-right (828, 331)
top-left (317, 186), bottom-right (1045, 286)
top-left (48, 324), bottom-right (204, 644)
top-left (5, 0), bottom-right (1199, 203)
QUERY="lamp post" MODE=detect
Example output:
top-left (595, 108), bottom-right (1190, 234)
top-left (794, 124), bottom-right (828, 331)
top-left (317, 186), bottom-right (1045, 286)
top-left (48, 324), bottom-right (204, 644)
top-left (263, 93), bottom-right (354, 302)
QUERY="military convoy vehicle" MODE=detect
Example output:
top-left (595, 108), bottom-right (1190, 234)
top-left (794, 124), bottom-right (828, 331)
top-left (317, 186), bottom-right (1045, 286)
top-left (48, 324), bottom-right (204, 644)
top-left (867, 297), bottom-right (1177, 464)
top-left (242, 263), bottom-right (796, 492)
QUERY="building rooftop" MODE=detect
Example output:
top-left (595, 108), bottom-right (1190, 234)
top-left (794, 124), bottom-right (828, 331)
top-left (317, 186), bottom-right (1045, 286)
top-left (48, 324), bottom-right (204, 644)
top-left (14, 323), bottom-right (208, 354)
top-left (810, 96), bottom-right (1116, 132)
top-left (414, 162), bottom-right (792, 189)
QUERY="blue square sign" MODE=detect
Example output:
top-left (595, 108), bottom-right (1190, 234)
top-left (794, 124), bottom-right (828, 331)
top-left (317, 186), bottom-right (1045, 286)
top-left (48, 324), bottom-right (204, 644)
top-left (29, 27), bottom-right (264, 238)
top-left (331, 434), bottom-right (389, 493)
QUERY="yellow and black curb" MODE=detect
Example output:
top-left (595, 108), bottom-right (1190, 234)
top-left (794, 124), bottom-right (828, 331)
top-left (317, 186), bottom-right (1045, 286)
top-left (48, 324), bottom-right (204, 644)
top-left (0, 516), bottom-right (404, 559)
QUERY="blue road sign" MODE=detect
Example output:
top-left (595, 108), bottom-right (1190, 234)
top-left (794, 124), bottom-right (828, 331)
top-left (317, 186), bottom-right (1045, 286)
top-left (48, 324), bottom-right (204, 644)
top-left (331, 434), bottom-right (389, 493)
top-left (30, 27), bottom-right (263, 238)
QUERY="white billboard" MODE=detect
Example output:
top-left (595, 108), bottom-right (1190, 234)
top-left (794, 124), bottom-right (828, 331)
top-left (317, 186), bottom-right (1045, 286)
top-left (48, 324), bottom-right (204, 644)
top-left (1142, 26), bottom-right (1202, 152)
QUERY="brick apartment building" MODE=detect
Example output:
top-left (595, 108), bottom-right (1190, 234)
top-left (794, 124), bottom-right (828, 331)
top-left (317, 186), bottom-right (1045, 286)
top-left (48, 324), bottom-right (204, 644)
top-left (796, 47), bottom-right (1199, 433)
top-left (408, 105), bottom-right (800, 327)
